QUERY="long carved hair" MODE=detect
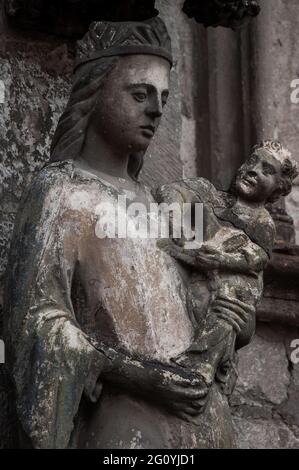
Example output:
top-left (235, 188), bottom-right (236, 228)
top-left (50, 58), bottom-right (144, 181)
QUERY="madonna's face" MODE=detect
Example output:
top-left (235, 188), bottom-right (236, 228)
top-left (90, 55), bottom-right (170, 154)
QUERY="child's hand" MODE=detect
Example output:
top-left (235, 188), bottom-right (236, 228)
top-left (157, 239), bottom-right (224, 270)
top-left (157, 239), bottom-right (201, 268)
top-left (195, 250), bottom-right (224, 270)
top-left (199, 244), bottom-right (221, 255)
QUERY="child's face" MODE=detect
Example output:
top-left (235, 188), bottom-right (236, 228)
top-left (234, 150), bottom-right (281, 203)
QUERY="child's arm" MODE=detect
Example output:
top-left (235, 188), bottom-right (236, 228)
top-left (154, 181), bottom-right (199, 207)
top-left (154, 177), bottom-right (218, 206)
top-left (158, 238), bottom-right (269, 274)
top-left (199, 240), bottom-right (269, 273)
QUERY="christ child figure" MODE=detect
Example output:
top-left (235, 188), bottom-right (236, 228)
top-left (156, 140), bottom-right (298, 393)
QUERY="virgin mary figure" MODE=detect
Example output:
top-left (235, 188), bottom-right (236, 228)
top-left (4, 17), bottom-right (251, 449)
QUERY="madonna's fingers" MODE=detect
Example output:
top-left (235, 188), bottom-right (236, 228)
top-left (170, 385), bottom-right (209, 402)
top-left (216, 296), bottom-right (255, 315)
top-left (214, 299), bottom-right (251, 323)
top-left (213, 308), bottom-right (244, 333)
top-left (214, 303), bottom-right (248, 325)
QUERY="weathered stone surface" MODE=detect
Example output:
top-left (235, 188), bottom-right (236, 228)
top-left (286, 186), bottom-right (299, 245)
top-left (278, 389), bottom-right (299, 430)
top-left (0, 3), bottom-right (71, 450)
top-left (257, 299), bottom-right (299, 327)
top-left (141, 0), bottom-right (200, 186)
top-left (232, 325), bottom-right (290, 406)
top-left (0, 47), bottom-right (71, 276)
top-left (233, 417), bottom-right (299, 449)
top-left (231, 323), bottom-right (299, 448)
top-left (291, 363), bottom-right (299, 389)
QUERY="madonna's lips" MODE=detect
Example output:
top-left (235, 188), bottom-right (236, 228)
top-left (140, 125), bottom-right (155, 137)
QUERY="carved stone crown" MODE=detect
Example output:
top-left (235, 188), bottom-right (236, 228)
top-left (75, 17), bottom-right (173, 71)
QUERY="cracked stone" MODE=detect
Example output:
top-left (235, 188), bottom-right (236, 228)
top-left (233, 324), bottom-right (290, 406)
top-left (233, 417), bottom-right (299, 449)
top-left (278, 389), bottom-right (299, 429)
top-left (231, 404), bottom-right (272, 421)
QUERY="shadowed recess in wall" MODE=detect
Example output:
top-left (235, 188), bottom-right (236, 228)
top-left (183, 0), bottom-right (261, 29)
top-left (5, 0), bottom-right (261, 37)
top-left (4, 0), bottom-right (159, 37)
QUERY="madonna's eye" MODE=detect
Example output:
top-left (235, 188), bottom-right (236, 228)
top-left (133, 92), bottom-right (147, 102)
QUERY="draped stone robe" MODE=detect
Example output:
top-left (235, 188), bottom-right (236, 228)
top-left (4, 160), bottom-right (234, 449)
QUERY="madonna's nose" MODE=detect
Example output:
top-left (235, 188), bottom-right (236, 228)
top-left (247, 170), bottom-right (258, 178)
top-left (145, 106), bottom-right (163, 119)
top-left (145, 96), bottom-right (163, 119)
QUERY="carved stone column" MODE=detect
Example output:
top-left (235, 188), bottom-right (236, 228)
top-left (248, 0), bottom-right (299, 245)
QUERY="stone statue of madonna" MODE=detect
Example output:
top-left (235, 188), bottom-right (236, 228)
top-left (4, 17), bottom-right (252, 449)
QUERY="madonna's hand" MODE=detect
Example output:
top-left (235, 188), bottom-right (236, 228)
top-left (100, 346), bottom-right (209, 419)
top-left (213, 295), bottom-right (255, 336)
